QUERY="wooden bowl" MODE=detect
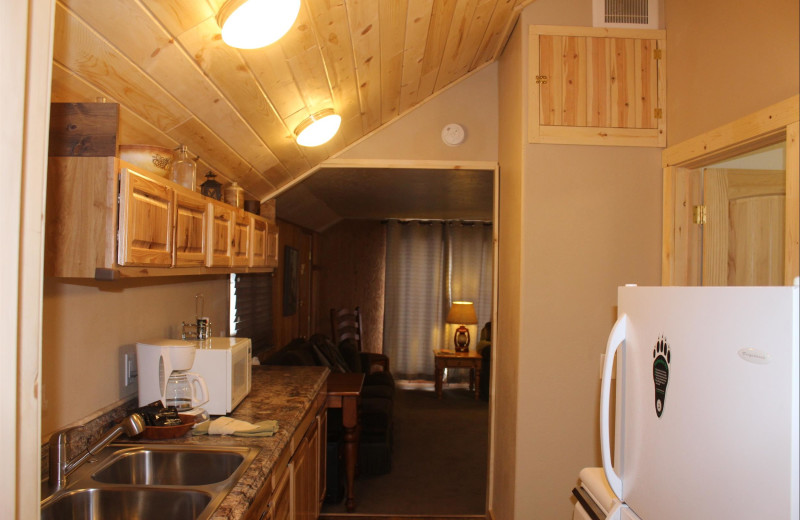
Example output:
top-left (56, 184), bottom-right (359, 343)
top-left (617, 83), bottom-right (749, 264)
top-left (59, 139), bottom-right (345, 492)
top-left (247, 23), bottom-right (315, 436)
top-left (119, 144), bottom-right (174, 177)
top-left (138, 414), bottom-right (195, 440)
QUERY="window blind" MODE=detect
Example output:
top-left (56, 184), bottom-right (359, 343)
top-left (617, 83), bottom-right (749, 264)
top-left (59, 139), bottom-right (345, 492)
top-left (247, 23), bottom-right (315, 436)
top-left (231, 273), bottom-right (273, 357)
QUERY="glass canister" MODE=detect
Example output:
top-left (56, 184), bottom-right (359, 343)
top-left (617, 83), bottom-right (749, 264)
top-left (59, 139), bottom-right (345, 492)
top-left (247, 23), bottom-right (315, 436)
top-left (224, 181), bottom-right (244, 208)
top-left (171, 145), bottom-right (197, 191)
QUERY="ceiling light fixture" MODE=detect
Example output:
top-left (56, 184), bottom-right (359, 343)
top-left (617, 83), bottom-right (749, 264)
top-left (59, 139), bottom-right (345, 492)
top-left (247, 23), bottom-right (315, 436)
top-left (294, 109), bottom-right (342, 147)
top-left (216, 0), bottom-right (301, 50)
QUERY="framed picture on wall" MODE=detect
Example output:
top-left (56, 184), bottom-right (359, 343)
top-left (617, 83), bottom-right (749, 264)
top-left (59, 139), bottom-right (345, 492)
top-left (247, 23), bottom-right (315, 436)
top-left (283, 246), bottom-right (299, 316)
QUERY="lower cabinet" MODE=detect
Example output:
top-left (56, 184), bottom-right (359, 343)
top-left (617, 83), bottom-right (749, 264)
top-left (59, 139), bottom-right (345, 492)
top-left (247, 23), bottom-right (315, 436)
top-left (294, 422), bottom-right (317, 520)
top-left (271, 462), bottom-right (292, 520)
top-left (246, 389), bottom-right (326, 520)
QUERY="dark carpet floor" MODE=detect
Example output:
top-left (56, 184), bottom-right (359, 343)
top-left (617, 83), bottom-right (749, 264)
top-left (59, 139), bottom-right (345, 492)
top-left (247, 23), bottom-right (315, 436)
top-left (321, 384), bottom-right (489, 516)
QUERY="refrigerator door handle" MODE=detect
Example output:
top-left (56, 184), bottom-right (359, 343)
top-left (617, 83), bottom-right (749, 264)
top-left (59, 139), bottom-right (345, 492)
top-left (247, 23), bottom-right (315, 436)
top-left (601, 313), bottom-right (626, 500)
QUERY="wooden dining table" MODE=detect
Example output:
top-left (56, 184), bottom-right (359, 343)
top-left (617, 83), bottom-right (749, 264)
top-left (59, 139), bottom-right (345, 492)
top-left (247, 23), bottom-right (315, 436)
top-left (325, 372), bottom-right (364, 512)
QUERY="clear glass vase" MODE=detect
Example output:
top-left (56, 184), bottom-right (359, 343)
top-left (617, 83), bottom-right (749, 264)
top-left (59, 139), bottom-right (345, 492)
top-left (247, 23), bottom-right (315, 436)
top-left (171, 144), bottom-right (196, 191)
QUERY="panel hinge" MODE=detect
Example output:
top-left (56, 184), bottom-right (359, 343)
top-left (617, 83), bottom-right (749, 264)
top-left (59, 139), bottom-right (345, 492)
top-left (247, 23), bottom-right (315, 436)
top-left (654, 48), bottom-right (662, 60)
top-left (654, 108), bottom-right (663, 119)
top-left (535, 75), bottom-right (548, 85)
top-left (693, 205), bottom-right (707, 225)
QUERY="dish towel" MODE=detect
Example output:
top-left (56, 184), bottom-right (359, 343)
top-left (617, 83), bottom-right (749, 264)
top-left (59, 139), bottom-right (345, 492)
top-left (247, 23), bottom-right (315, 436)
top-left (193, 417), bottom-right (278, 437)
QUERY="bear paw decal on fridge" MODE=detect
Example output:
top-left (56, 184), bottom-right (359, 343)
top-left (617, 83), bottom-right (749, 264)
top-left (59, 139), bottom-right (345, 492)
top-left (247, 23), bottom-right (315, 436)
top-left (652, 336), bottom-right (670, 418)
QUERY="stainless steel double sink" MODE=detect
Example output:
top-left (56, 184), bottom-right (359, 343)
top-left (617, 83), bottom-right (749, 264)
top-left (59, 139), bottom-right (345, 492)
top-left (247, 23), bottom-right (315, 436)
top-left (41, 444), bottom-right (259, 520)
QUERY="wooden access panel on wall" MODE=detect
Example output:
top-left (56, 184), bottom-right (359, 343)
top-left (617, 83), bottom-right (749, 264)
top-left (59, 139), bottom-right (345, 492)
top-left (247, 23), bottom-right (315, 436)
top-left (529, 25), bottom-right (666, 147)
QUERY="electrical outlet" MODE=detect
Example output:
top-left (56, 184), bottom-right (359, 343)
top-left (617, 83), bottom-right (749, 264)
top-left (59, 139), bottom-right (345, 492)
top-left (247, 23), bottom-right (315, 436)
top-left (124, 352), bottom-right (138, 388)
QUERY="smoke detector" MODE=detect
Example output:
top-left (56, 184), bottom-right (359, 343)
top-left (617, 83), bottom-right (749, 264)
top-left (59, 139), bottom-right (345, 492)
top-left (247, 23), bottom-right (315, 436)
top-left (441, 123), bottom-right (466, 146)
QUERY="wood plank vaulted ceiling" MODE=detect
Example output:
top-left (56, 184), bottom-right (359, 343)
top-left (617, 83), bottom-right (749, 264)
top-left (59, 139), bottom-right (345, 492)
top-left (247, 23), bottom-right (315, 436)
top-left (51, 0), bottom-right (531, 203)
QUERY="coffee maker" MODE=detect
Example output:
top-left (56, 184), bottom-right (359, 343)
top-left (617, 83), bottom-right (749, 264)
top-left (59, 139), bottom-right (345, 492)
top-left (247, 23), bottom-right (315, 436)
top-left (136, 339), bottom-right (209, 415)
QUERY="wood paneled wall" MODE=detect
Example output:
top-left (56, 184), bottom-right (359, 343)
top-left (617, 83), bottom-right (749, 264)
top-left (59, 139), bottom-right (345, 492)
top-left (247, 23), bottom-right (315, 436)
top-left (315, 220), bottom-right (387, 354)
top-left (272, 219), bottom-right (314, 349)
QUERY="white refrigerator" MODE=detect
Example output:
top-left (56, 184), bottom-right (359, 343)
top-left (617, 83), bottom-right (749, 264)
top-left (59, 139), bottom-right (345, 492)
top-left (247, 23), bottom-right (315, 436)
top-left (597, 284), bottom-right (799, 520)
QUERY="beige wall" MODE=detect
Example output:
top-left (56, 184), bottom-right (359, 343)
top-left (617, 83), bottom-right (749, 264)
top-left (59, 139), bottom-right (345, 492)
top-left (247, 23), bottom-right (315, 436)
top-left (41, 276), bottom-right (229, 437)
top-left (339, 63), bottom-right (498, 162)
top-left (495, 1), bottom-right (664, 517)
top-left (493, 19), bottom-right (524, 520)
top-left (516, 145), bottom-right (662, 518)
top-left (665, 0), bottom-right (800, 144)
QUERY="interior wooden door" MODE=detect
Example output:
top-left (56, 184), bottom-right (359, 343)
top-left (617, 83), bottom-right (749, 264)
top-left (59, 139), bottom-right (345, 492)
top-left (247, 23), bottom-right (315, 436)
top-left (703, 168), bottom-right (786, 285)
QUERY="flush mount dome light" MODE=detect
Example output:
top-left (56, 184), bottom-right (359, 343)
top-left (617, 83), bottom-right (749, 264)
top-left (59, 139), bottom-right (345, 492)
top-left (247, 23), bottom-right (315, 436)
top-left (216, 0), bottom-right (301, 49)
top-left (294, 109), bottom-right (342, 147)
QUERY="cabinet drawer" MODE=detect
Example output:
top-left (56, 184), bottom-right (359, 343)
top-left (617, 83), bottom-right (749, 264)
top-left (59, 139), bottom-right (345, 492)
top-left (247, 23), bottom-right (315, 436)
top-left (446, 359), bottom-right (479, 368)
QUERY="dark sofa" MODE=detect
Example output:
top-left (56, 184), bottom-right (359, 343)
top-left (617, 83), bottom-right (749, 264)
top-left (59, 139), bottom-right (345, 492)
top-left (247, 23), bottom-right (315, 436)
top-left (266, 334), bottom-right (394, 480)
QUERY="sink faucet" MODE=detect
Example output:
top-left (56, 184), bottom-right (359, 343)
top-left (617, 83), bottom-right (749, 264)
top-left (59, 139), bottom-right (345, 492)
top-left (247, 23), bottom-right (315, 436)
top-left (48, 413), bottom-right (145, 492)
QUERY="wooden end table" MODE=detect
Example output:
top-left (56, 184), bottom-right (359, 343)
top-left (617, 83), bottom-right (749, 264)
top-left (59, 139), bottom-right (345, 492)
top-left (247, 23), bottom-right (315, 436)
top-left (432, 349), bottom-right (483, 400)
top-left (326, 372), bottom-right (364, 512)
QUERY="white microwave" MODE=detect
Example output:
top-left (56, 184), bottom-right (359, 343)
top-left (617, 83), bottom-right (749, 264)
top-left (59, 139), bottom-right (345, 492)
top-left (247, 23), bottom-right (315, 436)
top-left (190, 337), bottom-right (252, 415)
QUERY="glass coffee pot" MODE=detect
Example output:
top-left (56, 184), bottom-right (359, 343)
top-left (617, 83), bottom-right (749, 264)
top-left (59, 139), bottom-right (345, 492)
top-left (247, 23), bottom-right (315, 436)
top-left (164, 369), bottom-right (208, 411)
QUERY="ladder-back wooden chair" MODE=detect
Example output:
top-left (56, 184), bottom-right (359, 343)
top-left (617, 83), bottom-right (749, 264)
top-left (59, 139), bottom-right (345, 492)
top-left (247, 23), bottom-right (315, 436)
top-left (330, 306), bottom-right (390, 372)
top-left (330, 306), bottom-right (363, 351)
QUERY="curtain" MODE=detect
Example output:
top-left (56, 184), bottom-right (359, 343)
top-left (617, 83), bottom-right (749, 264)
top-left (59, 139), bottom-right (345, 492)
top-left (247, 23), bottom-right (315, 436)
top-left (383, 220), bottom-right (493, 380)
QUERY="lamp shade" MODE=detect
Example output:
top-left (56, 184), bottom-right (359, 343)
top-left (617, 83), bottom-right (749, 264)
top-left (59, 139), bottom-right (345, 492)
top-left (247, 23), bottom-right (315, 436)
top-left (294, 109), bottom-right (342, 147)
top-left (216, 0), bottom-right (300, 49)
top-left (446, 301), bottom-right (477, 325)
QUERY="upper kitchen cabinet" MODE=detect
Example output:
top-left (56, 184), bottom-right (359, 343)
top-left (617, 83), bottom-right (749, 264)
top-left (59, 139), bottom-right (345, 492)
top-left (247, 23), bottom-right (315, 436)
top-left (528, 26), bottom-right (666, 147)
top-left (117, 167), bottom-right (175, 267)
top-left (173, 189), bottom-right (210, 267)
top-left (230, 209), bottom-right (252, 268)
top-left (45, 103), bottom-right (277, 279)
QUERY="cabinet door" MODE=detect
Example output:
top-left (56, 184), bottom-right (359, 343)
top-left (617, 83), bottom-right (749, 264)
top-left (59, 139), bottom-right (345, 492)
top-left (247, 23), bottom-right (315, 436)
top-left (208, 201), bottom-right (233, 267)
top-left (317, 412), bottom-right (327, 509)
top-left (173, 190), bottom-right (209, 266)
top-left (250, 216), bottom-right (268, 267)
top-left (117, 168), bottom-right (174, 266)
top-left (529, 25), bottom-right (666, 147)
top-left (293, 422), bottom-right (319, 520)
top-left (231, 209), bottom-right (252, 267)
top-left (272, 462), bottom-right (292, 520)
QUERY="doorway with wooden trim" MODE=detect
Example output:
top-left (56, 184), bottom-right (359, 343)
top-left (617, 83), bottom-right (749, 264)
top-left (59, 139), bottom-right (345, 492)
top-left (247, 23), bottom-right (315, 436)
top-left (662, 96), bottom-right (799, 286)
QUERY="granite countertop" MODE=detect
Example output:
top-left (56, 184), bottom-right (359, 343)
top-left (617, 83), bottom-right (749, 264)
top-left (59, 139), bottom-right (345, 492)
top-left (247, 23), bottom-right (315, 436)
top-left (137, 365), bottom-right (329, 520)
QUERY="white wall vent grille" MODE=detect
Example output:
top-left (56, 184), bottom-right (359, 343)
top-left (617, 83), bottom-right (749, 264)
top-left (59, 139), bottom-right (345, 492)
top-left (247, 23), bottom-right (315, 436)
top-left (593, 0), bottom-right (659, 29)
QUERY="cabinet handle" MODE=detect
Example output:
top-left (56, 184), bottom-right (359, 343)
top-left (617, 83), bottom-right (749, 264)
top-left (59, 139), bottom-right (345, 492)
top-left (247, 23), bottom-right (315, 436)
top-left (258, 511), bottom-right (268, 520)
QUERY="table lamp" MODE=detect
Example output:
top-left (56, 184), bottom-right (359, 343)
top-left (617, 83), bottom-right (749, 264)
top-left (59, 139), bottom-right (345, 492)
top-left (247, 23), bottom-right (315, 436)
top-left (446, 301), bottom-right (477, 353)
